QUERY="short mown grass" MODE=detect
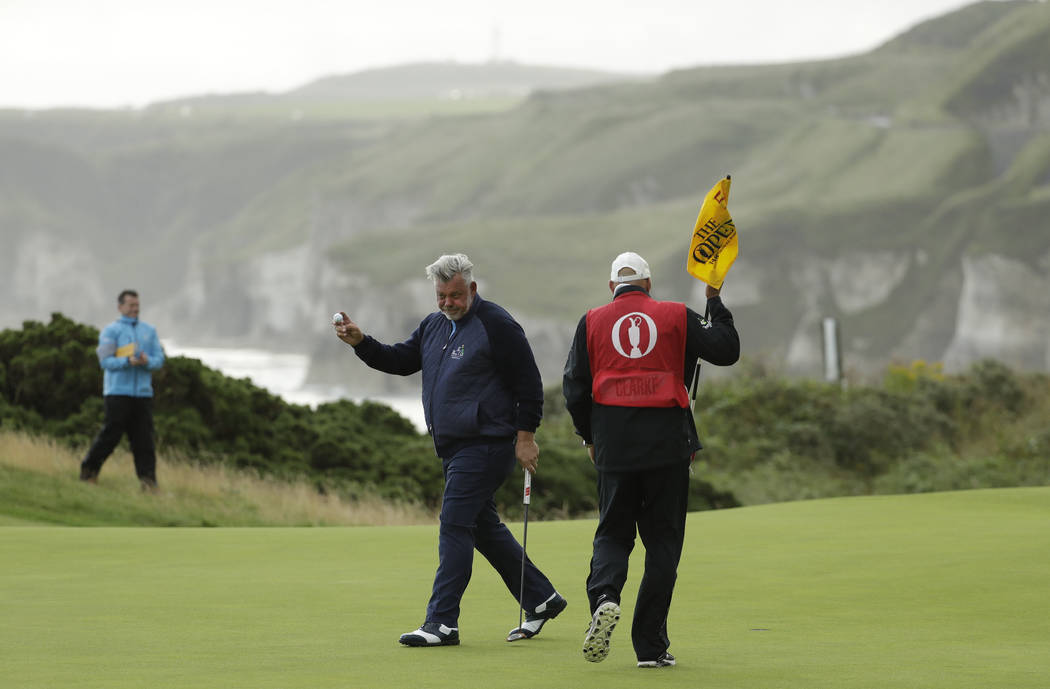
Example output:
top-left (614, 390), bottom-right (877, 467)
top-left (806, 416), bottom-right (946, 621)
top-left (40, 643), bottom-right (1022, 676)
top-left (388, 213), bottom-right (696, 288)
top-left (2, 486), bottom-right (1047, 688)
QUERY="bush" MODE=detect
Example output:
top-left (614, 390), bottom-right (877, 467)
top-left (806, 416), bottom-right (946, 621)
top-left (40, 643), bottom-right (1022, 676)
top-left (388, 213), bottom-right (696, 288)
top-left (0, 314), bottom-right (102, 421)
top-left (689, 359), bottom-right (1049, 505)
top-left (3, 315), bottom-right (1047, 515)
top-left (0, 314), bottom-right (436, 504)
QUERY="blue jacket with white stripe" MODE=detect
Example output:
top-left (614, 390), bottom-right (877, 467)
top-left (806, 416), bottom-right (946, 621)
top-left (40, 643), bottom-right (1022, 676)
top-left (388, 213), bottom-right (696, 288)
top-left (351, 295), bottom-right (543, 458)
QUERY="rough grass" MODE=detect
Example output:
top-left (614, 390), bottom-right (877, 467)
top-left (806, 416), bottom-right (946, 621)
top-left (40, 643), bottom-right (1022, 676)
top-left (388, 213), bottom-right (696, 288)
top-left (0, 430), bottom-right (434, 526)
top-left (1, 487), bottom-right (1047, 688)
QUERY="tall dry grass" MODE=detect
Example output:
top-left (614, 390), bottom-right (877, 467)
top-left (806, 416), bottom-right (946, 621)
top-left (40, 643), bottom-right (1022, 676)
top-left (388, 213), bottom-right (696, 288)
top-left (0, 430), bottom-right (436, 526)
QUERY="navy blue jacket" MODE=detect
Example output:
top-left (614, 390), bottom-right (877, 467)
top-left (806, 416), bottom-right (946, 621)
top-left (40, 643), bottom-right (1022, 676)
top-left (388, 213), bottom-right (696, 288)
top-left (352, 294), bottom-right (544, 458)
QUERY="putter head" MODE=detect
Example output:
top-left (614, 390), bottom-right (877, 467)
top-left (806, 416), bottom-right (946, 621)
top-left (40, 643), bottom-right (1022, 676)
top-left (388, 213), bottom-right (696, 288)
top-left (506, 628), bottom-right (530, 642)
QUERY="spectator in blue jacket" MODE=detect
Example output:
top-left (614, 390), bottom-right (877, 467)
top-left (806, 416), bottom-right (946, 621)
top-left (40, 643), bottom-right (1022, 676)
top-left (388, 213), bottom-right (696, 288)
top-left (80, 289), bottom-right (166, 490)
top-left (333, 253), bottom-right (566, 647)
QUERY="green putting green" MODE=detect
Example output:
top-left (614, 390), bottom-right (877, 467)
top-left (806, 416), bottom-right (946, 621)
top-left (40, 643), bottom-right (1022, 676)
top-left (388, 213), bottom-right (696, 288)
top-left (2, 487), bottom-right (1047, 688)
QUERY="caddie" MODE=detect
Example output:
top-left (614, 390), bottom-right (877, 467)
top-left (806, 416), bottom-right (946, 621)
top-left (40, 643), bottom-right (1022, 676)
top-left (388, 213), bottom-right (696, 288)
top-left (563, 251), bottom-right (739, 667)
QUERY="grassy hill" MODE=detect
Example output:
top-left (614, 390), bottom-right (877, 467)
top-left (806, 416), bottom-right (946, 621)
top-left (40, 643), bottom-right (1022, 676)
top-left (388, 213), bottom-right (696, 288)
top-left (143, 61), bottom-right (645, 121)
top-left (0, 430), bottom-right (431, 527)
top-left (175, 1), bottom-right (1050, 373)
top-left (2, 1), bottom-right (1049, 378)
top-left (2, 487), bottom-right (1047, 688)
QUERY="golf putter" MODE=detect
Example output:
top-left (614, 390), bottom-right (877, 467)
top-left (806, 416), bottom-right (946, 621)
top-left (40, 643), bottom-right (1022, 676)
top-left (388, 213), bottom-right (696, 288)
top-left (507, 469), bottom-right (532, 642)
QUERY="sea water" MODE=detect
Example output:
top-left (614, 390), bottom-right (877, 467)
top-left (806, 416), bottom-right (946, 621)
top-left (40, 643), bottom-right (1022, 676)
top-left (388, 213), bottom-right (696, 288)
top-left (162, 341), bottom-right (427, 432)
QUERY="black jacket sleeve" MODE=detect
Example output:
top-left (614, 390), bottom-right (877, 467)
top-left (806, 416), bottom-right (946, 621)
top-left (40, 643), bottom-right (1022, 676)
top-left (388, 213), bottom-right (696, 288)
top-left (685, 296), bottom-right (740, 371)
top-left (562, 315), bottom-right (593, 444)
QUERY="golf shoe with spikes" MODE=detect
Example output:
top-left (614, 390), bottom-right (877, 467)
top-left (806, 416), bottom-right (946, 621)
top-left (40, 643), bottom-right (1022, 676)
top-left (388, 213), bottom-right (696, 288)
top-left (506, 592), bottom-right (568, 641)
top-left (581, 600), bottom-right (621, 662)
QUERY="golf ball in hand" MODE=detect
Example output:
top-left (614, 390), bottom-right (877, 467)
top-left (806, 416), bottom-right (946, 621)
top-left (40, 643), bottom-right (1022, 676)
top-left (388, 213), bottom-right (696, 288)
top-left (332, 313), bottom-right (344, 324)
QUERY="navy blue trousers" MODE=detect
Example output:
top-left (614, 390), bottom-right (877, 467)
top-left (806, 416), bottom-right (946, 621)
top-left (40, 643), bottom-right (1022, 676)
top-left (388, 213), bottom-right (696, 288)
top-left (425, 440), bottom-right (556, 627)
top-left (586, 461), bottom-right (690, 661)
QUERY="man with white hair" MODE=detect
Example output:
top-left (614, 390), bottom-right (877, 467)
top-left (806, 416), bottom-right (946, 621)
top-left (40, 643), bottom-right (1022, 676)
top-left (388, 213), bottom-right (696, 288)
top-left (563, 251), bottom-right (739, 668)
top-left (334, 253), bottom-right (566, 647)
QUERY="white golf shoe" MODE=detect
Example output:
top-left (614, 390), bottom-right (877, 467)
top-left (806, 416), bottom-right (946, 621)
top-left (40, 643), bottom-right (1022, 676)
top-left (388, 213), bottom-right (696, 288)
top-left (398, 622), bottom-right (460, 647)
top-left (506, 592), bottom-right (568, 641)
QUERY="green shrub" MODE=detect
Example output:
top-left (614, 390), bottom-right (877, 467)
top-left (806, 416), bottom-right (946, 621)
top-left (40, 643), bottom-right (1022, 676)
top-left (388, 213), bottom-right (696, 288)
top-left (3, 315), bottom-right (1047, 516)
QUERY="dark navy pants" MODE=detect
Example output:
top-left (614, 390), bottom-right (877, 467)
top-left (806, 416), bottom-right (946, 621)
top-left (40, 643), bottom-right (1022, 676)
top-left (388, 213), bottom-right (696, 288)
top-left (586, 461), bottom-right (690, 661)
top-left (425, 440), bottom-right (556, 627)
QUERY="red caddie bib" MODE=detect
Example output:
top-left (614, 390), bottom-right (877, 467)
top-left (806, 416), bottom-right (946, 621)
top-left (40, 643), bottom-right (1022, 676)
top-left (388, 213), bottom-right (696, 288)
top-left (585, 291), bottom-right (688, 408)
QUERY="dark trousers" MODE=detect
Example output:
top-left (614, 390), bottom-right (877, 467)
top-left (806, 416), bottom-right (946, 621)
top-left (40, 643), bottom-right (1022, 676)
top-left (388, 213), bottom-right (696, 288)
top-left (81, 395), bottom-right (157, 482)
top-left (587, 461), bottom-right (690, 661)
top-left (425, 440), bottom-right (556, 627)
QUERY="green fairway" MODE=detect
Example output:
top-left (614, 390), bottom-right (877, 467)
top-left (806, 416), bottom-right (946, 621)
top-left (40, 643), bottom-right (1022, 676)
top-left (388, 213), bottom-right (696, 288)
top-left (2, 488), bottom-right (1047, 689)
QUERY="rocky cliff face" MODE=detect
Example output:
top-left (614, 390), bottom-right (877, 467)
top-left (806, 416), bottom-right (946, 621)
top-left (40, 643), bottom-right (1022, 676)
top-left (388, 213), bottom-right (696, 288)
top-left (770, 250), bottom-right (1048, 378)
top-left (781, 250), bottom-right (917, 374)
top-left (4, 228), bottom-right (1047, 393)
top-left (164, 246), bottom-right (1050, 390)
top-left (4, 233), bottom-right (111, 328)
top-left (944, 253), bottom-right (1050, 371)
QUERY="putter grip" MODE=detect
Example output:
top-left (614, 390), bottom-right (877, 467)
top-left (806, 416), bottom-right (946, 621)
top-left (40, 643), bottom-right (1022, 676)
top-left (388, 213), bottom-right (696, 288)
top-left (523, 470), bottom-right (531, 505)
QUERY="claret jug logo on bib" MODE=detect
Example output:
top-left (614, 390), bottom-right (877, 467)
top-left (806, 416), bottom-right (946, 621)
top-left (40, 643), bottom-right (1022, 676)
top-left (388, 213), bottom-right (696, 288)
top-left (611, 312), bottom-right (658, 359)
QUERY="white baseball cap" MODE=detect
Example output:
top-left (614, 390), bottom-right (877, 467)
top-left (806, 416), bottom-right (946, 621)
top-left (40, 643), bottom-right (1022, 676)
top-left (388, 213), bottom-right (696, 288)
top-left (610, 251), bottom-right (651, 282)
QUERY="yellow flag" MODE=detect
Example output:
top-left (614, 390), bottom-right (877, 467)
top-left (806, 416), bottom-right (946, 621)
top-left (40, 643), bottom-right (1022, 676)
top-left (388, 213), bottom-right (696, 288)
top-left (686, 175), bottom-right (737, 289)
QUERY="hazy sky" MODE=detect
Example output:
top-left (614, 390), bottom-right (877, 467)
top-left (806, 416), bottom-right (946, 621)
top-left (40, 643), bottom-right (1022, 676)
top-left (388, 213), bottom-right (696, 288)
top-left (1, 0), bottom-right (979, 109)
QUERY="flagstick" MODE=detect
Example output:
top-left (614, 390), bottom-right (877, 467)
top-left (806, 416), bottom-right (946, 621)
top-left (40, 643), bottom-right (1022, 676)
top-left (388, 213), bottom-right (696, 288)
top-left (690, 359), bottom-right (702, 412)
top-left (689, 293), bottom-right (718, 476)
top-left (690, 298), bottom-right (712, 412)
